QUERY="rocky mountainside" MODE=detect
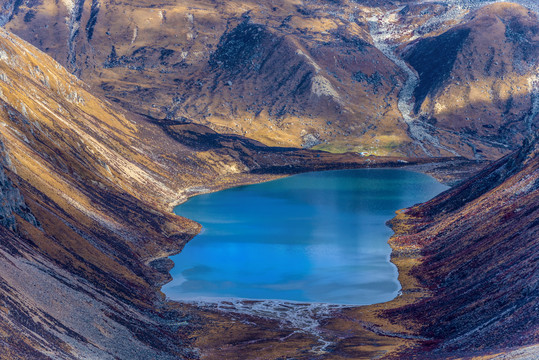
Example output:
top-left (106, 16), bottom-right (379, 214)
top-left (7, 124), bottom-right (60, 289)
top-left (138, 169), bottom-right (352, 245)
top-left (1, 0), bottom-right (537, 157)
top-left (0, 1), bottom-right (536, 359)
top-left (385, 134), bottom-right (538, 357)
top-left (0, 25), bottom-right (445, 359)
top-left (0, 139), bottom-right (38, 231)
top-left (402, 3), bottom-right (539, 159)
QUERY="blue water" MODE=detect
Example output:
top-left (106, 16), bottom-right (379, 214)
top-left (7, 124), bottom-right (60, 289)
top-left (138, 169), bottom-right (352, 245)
top-left (164, 169), bottom-right (448, 305)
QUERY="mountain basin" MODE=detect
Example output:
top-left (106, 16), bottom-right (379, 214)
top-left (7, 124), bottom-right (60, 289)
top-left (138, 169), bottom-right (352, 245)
top-left (163, 169), bottom-right (448, 305)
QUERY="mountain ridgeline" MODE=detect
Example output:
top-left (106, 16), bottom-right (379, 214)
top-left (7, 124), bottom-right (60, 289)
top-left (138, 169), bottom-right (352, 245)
top-left (0, 0), bottom-right (536, 359)
top-left (2, 0), bottom-right (538, 157)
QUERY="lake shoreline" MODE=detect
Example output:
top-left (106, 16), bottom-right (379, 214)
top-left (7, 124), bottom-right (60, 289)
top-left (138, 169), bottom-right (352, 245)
top-left (165, 168), bottom-right (447, 304)
top-left (167, 156), bottom-right (483, 211)
top-left (161, 157), bottom-right (484, 358)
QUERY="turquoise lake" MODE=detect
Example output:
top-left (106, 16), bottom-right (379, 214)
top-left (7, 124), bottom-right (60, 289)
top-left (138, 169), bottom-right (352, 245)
top-left (163, 169), bottom-right (448, 305)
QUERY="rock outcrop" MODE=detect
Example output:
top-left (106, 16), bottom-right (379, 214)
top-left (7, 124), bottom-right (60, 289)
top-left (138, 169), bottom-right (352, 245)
top-left (0, 138), bottom-right (38, 231)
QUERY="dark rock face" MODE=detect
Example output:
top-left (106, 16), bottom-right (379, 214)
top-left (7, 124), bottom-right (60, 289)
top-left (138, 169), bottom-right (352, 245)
top-left (404, 27), bottom-right (471, 113)
top-left (206, 21), bottom-right (312, 97)
top-left (0, 139), bottom-right (38, 231)
top-left (85, 0), bottom-right (100, 42)
top-left (209, 22), bottom-right (274, 73)
top-left (202, 21), bottom-right (320, 117)
top-left (352, 70), bottom-right (384, 93)
top-left (0, 0), bottom-right (23, 26)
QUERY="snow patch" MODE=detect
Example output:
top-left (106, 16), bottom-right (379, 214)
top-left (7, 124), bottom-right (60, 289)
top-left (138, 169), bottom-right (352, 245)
top-left (61, 0), bottom-right (75, 13)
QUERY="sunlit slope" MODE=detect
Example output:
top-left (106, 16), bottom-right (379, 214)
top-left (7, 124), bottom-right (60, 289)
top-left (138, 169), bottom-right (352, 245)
top-left (402, 3), bottom-right (539, 159)
top-left (3, 0), bottom-right (537, 158)
top-left (0, 25), bottom-right (190, 203)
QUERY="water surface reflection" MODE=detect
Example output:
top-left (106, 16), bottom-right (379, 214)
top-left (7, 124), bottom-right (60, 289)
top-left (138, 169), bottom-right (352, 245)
top-left (164, 169), bottom-right (448, 305)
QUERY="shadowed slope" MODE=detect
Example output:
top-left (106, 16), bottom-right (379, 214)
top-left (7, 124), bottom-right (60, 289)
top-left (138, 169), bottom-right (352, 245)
top-left (387, 136), bottom-right (538, 356)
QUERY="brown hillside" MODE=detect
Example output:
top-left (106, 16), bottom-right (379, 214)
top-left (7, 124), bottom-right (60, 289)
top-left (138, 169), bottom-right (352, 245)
top-left (386, 135), bottom-right (538, 356)
top-left (2, 0), bottom-right (412, 155)
top-left (0, 25), bottom-right (452, 359)
top-left (403, 3), bottom-right (539, 159)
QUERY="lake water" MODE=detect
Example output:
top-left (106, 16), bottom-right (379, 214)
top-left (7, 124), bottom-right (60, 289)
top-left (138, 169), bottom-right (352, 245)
top-left (164, 169), bottom-right (448, 305)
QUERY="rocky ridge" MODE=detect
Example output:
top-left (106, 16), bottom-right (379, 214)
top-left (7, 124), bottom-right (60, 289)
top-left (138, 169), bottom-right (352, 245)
top-left (1, 0), bottom-right (537, 157)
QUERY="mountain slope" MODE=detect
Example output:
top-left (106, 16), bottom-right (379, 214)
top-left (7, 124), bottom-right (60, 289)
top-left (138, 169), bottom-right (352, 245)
top-left (386, 135), bottom-right (538, 356)
top-left (1, 0), bottom-right (412, 155)
top-left (2, 0), bottom-right (537, 158)
top-left (0, 25), bottom-right (204, 359)
top-left (402, 3), bottom-right (539, 159)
